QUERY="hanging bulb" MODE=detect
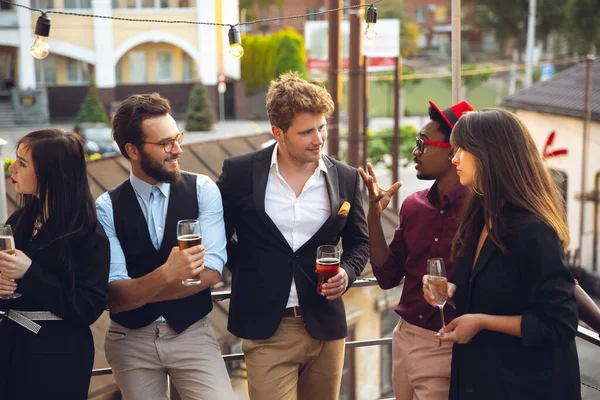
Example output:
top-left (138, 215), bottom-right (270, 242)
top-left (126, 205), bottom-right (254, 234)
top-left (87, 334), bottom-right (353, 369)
top-left (228, 25), bottom-right (244, 59)
top-left (364, 5), bottom-right (377, 40)
top-left (30, 13), bottom-right (51, 59)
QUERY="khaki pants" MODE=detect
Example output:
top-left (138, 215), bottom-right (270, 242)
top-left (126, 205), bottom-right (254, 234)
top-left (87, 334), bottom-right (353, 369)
top-left (104, 318), bottom-right (235, 400)
top-left (242, 316), bottom-right (345, 400)
top-left (392, 319), bottom-right (453, 400)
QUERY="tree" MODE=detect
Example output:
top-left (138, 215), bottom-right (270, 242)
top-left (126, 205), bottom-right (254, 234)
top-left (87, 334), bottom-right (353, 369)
top-left (75, 84), bottom-right (109, 124)
top-left (368, 124), bottom-right (419, 170)
top-left (184, 83), bottom-right (215, 132)
top-left (562, 0), bottom-right (600, 56)
top-left (239, 0), bottom-right (282, 22)
top-left (374, 0), bottom-right (420, 57)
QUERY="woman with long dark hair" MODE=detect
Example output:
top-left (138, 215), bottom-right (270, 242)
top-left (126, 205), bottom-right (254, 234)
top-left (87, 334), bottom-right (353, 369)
top-left (0, 129), bottom-right (110, 399)
top-left (424, 109), bottom-right (580, 399)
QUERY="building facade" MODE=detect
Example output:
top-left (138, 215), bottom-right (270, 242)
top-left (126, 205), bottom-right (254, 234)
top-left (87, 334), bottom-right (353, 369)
top-left (0, 0), bottom-right (246, 122)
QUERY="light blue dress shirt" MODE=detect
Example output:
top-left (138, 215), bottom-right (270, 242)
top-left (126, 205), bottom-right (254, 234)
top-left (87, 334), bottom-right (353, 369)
top-left (96, 172), bottom-right (227, 293)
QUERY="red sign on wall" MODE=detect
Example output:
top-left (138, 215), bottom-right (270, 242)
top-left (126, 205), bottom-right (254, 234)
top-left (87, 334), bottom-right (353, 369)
top-left (542, 131), bottom-right (568, 160)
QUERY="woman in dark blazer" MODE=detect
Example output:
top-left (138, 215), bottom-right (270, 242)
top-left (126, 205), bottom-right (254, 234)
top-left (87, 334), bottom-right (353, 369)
top-left (0, 129), bottom-right (110, 399)
top-left (424, 109), bottom-right (580, 400)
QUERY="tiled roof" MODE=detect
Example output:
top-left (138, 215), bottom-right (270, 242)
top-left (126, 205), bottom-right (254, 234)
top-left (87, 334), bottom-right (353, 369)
top-left (502, 58), bottom-right (600, 122)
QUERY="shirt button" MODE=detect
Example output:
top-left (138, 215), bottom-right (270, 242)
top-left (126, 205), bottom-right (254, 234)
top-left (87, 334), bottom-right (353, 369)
top-left (440, 210), bottom-right (445, 214)
top-left (465, 384), bottom-right (474, 393)
top-left (434, 238), bottom-right (439, 242)
top-left (157, 227), bottom-right (162, 231)
top-left (419, 315), bottom-right (423, 319)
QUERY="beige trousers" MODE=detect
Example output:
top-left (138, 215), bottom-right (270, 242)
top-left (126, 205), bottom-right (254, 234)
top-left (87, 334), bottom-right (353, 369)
top-left (242, 316), bottom-right (346, 400)
top-left (392, 319), bottom-right (453, 400)
top-left (104, 318), bottom-right (235, 400)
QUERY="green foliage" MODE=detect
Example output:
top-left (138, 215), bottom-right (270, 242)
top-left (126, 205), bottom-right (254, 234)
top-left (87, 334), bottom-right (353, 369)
top-left (4, 158), bottom-right (14, 177)
top-left (561, 0), bottom-right (600, 56)
top-left (375, 0), bottom-right (420, 57)
top-left (241, 28), bottom-right (307, 92)
top-left (75, 84), bottom-right (109, 124)
top-left (443, 64), bottom-right (492, 91)
top-left (184, 83), bottom-right (215, 132)
top-left (367, 124), bottom-right (420, 171)
top-left (239, 0), bottom-right (282, 22)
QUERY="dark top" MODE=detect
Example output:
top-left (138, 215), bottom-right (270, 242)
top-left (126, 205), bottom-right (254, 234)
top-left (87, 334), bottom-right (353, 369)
top-left (108, 172), bottom-right (213, 333)
top-left (372, 183), bottom-right (466, 331)
top-left (217, 144), bottom-right (369, 340)
top-left (450, 204), bottom-right (580, 400)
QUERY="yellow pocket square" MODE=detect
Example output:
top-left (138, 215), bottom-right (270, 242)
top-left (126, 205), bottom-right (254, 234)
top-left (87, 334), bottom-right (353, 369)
top-left (337, 201), bottom-right (351, 216)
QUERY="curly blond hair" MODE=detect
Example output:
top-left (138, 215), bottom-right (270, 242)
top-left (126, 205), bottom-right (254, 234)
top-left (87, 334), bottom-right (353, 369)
top-left (266, 71), bottom-right (334, 132)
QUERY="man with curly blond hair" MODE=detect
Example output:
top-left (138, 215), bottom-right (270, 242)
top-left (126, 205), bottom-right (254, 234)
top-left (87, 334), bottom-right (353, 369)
top-left (217, 72), bottom-right (369, 400)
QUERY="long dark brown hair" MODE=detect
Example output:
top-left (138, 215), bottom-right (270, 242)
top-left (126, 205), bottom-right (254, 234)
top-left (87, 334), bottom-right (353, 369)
top-left (13, 129), bottom-right (98, 283)
top-left (450, 108), bottom-right (569, 258)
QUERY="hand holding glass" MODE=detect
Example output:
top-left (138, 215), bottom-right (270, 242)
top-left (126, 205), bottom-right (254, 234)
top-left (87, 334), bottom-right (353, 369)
top-left (427, 258), bottom-right (448, 337)
top-left (177, 219), bottom-right (202, 286)
top-left (316, 245), bottom-right (341, 296)
top-left (0, 224), bottom-right (20, 299)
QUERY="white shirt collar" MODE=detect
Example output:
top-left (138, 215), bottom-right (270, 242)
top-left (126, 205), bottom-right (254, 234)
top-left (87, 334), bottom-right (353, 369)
top-left (270, 143), bottom-right (328, 177)
top-left (129, 171), bottom-right (170, 201)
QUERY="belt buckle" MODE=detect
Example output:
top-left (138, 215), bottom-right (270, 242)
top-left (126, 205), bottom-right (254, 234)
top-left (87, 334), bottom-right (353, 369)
top-left (293, 306), bottom-right (301, 318)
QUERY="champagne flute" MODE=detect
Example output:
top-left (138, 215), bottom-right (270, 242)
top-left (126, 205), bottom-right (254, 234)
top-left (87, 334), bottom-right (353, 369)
top-left (0, 224), bottom-right (21, 299)
top-left (427, 258), bottom-right (448, 337)
top-left (177, 219), bottom-right (202, 286)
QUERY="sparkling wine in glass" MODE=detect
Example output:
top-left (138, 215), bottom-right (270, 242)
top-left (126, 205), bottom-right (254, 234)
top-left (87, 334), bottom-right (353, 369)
top-left (427, 258), bottom-right (448, 337)
top-left (0, 224), bottom-right (21, 300)
top-left (177, 219), bottom-right (202, 286)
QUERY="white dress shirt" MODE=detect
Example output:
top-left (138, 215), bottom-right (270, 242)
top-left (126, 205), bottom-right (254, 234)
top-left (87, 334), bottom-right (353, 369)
top-left (265, 144), bottom-right (330, 308)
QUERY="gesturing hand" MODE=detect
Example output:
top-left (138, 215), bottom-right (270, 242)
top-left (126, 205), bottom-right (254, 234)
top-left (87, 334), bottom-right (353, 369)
top-left (358, 163), bottom-right (401, 218)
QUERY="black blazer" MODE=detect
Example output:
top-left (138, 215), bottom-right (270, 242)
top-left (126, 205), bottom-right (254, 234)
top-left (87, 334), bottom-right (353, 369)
top-left (217, 145), bottom-right (369, 340)
top-left (450, 205), bottom-right (580, 400)
top-left (0, 210), bottom-right (110, 399)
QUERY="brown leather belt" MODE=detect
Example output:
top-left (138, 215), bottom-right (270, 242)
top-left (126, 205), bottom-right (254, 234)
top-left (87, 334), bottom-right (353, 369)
top-left (282, 306), bottom-right (302, 318)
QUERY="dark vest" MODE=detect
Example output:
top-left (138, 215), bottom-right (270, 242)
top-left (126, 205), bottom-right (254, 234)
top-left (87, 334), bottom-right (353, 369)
top-left (108, 172), bottom-right (213, 333)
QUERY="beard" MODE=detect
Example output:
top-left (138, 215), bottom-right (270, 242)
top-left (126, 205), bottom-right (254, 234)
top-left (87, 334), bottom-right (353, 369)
top-left (140, 150), bottom-right (181, 183)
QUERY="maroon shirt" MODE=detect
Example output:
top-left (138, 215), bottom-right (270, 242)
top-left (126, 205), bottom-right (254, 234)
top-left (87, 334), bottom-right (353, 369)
top-left (372, 183), bottom-right (467, 331)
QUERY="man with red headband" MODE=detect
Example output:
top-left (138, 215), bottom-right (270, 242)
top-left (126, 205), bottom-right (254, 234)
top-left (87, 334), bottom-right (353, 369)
top-left (359, 100), bottom-right (474, 400)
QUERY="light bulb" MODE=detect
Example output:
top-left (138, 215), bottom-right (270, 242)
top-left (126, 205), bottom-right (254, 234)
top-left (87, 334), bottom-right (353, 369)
top-left (30, 36), bottom-right (50, 59)
top-left (229, 43), bottom-right (244, 59)
top-left (364, 23), bottom-right (377, 40)
top-left (228, 26), bottom-right (244, 59)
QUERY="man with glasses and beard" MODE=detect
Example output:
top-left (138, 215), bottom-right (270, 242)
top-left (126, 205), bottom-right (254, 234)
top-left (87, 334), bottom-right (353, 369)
top-left (359, 100), bottom-right (474, 400)
top-left (96, 93), bottom-right (235, 400)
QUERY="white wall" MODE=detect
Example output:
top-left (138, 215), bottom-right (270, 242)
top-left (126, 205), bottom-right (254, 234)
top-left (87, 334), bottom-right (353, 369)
top-left (516, 109), bottom-right (600, 270)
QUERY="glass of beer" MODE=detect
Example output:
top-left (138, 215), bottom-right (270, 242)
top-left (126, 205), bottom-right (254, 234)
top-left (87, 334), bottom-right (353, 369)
top-left (177, 219), bottom-right (202, 286)
top-left (427, 258), bottom-right (448, 337)
top-left (0, 224), bottom-right (20, 300)
top-left (316, 245), bottom-right (341, 296)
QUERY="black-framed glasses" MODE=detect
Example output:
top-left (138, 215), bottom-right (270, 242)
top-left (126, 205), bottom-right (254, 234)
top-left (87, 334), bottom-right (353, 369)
top-left (415, 136), bottom-right (452, 154)
top-left (142, 133), bottom-right (184, 153)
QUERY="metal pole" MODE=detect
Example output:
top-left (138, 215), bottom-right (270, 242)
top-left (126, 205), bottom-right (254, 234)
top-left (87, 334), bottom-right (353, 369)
top-left (327, 0), bottom-right (342, 159)
top-left (392, 57), bottom-right (400, 210)
top-left (362, 55), bottom-right (369, 173)
top-left (219, 92), bottom-right (225, 122)
top-left (451, 0), bottom-right (461, 104)
top-left (0, 138), bottom-right (8, 224)
top-left (347, 0), bottom-right (362, 167)
top-left (579, 55), bottom-right (595, 260)
top-left (593, 171), bottom-right (599, 272)
top-left (525, 0), bottom-right (536, 87)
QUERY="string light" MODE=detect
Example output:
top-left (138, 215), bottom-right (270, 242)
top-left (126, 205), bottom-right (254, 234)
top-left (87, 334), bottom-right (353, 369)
top-left (364, 5), bottom-right (377, 40)
top-left (228, 26), bottom-right (244, 59)
top-left (30, 12), bottom-right (51, 59)
top-left (0, 0), bottom-right (382, 59)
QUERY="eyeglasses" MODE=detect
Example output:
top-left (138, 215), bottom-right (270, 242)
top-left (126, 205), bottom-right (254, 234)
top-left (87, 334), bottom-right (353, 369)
top-left (415, 136), bottom-right (452, 154)
top-left (142, 133), bottom-right (184, 153)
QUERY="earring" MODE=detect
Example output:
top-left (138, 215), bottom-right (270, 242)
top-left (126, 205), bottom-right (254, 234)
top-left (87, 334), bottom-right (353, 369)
top-left (472, 187), bottom-right (484, 196)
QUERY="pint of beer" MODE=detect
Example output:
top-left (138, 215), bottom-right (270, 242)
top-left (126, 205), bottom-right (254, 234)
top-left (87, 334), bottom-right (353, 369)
top-left (316, 245), bottom-right (341, 296)
top-left (177, 219), bottom-right (202, 286)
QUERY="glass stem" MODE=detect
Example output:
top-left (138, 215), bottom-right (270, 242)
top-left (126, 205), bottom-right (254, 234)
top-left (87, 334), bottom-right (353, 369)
top-left (438, 305), bottom-right (446, 329)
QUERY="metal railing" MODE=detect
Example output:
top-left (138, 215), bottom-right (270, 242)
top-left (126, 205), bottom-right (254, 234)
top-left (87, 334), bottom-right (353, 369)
top-left (91, 278), bottom-right (600, 395)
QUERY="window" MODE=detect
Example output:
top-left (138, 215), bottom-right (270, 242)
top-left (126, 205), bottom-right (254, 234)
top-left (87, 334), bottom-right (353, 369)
top-left (182, 53), bottom-right (194, 82)
top-left (339, 326), bottom-right (356, 400)
top-left (434, 6), bottom-right (447, 22)
top-left (380, 309), bottom-right (399, 397)
top-left (64, 0), bottom-right (91, 8)
top-left (35, 55), bottom-right (57, 86)
top-left (115, 59), bottom-right (122, 84)
top-left (156, 52), bottom-right (173, 83)
top-left (66, 59), bottom-right (90, 84)
top-left (416, 7), bottom-right (425, 23)
top-left (141, 0), bottom-right (154, 8)
top-left (31, 0), bottom-right (54, 8)
top-left (129, 51), bottom-right (147, 84)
